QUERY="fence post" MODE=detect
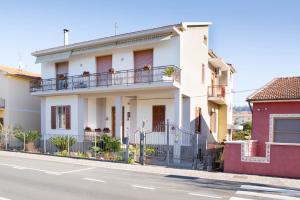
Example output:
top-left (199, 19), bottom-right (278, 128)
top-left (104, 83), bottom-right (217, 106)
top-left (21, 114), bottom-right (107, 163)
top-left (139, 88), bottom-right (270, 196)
top-left (166, 119), bottom-right (170, 166)
top-left (23, 131), bottom-right (26, 151)
top-left (67, 133), bottom-right (70, 155)
top-left (5, 130), bottom-right (8, 151)
top-left (192, 134), bottom-right (198, 170)
top-left (124, 137), bottom-right (129, 163)
top-left (44, 133), bottom-right (47, 154)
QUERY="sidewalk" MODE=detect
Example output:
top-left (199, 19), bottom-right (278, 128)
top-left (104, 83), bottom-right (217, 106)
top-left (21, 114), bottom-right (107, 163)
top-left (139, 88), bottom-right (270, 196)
top-left (0, 151), bottom-right (299, 189)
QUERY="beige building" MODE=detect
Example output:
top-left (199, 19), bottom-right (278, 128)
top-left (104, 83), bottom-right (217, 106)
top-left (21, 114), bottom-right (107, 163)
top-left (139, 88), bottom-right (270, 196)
top-left (0, 66), bottom-right (41, 131)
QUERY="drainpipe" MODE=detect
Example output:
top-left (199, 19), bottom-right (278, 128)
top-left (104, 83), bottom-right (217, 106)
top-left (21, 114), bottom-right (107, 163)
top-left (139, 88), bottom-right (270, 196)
top-left (247, 100), bottom-right (253, 114)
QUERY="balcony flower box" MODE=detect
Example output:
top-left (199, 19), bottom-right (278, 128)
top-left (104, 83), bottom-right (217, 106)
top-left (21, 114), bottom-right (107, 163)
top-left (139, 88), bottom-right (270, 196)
top-left (95, 128), bottom-right (102, 132)
top-left (57, 74), bottom-right (66, 80)
top-left (82, 71), bottom-right (90, 77)
top-left (108, 68), bottom-right (115, 74)
top-left (162, 67), bottom-right (175, 81)
top-left (143, 64), bottom-right (152, 71)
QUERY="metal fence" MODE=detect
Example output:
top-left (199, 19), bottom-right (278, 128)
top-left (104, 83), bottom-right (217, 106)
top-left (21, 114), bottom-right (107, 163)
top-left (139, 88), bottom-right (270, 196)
top-left (0, 130), bottom-right (128, 163)
top-left (0, 125), bottom-right (224, 170)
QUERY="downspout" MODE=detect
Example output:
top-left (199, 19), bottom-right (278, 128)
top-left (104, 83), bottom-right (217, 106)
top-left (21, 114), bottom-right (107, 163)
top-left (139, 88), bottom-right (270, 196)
top-left (247, 100), bottom-right (253, 114)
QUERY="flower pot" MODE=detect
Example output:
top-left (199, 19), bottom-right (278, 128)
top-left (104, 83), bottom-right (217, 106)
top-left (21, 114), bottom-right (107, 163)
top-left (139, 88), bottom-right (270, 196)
top-left (162, 75), bottom-right (173, 81)
top-left (25, 141), bottom-right (36, 152)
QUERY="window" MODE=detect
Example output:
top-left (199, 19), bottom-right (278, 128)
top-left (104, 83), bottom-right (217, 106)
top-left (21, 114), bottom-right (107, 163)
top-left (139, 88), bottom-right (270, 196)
top-left (203, 35), bottom-right (208, 46)
top-left (202, 64), bottom-right (205, 84)
top-left (57, 106), bottom-right (67, 129)
top-left (51, 106), bottom-right (71, 130)
top-left (274, 118), bottom-right (300, 143)
top-left (152, 105), bottom-right (165, 132)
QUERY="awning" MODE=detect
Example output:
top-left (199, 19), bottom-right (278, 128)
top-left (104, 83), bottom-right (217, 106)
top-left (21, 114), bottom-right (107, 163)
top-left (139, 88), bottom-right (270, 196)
top-left (209, 58), bottom-right (230, 71)
top-left (35, 51), bottom-right (71, 64)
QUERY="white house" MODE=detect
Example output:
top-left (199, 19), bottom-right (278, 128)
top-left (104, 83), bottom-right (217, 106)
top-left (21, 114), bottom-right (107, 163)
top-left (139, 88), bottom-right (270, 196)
top-left (31, 22), bottom-right (235, 145)
top-left (0, 66), bottom-right (41, 131)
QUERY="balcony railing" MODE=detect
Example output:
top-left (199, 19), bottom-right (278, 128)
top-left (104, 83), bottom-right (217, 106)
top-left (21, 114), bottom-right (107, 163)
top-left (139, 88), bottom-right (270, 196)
top-left (208, 85), bottom-right (226, 99)
top-left (30, 65), bottom-right (181, 93)
top-left (0, 98), bottom-right (5, 109)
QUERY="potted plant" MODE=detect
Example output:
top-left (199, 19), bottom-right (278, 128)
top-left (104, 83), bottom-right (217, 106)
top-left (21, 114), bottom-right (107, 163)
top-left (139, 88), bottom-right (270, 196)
top-left (84, 126), bottom-right (92, 132)
top-left (82, 71), bottom-right (90, 77)
top-left (108, 68), bottom-right (115, 74)
top-left (95, 128), bottom-right (102, 132)
top-left (143, 64), bottom-right (152, 71)
top-left (57, 74), bottom-right (66, 80)
top-left (103, 128), bottom-right (110, 134)
top-left (163, 67), bottom-right (175, 81)
top-left (14, 128), bottom-right (40, 152)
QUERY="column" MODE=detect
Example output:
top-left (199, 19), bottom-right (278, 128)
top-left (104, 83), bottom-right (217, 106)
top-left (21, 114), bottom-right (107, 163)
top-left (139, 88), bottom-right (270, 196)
top-left (173, 89), bottom-right (182, 163)
top-left (115, 96), bottom-right (123, 140)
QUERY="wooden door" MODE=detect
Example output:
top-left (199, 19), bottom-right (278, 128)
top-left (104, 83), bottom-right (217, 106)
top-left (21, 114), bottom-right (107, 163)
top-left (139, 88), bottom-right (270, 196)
top-left (111, 106), bottom-right (125, 138)
top-left (134, 49), bottom-right (153, 83)
top-left (152, 105), bottom-right (166, 132)
top-left (96, 55), bottom-right (112, 86)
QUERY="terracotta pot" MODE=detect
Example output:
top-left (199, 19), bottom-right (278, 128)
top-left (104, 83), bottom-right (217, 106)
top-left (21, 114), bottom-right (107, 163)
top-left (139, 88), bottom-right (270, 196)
top-left (25, 142), bottom-right (36, 152)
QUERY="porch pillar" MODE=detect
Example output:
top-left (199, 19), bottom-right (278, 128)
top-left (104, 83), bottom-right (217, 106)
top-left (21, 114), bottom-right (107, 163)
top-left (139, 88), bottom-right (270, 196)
top-left (115, 96), bottom-right (123, 140)
top-left (173, 89), bottom-right (182, 163)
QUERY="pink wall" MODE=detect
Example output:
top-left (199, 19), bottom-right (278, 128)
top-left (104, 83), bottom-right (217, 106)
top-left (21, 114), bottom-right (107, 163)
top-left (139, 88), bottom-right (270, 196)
top-left (252, 101), bottom-right (300, 156)
top-left (224, 143), bottom-right (300, 178)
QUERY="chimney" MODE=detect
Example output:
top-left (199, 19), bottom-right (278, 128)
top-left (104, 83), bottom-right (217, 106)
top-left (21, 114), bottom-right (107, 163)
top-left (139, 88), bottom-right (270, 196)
top-left (63, 29), bottom-right (69, 46)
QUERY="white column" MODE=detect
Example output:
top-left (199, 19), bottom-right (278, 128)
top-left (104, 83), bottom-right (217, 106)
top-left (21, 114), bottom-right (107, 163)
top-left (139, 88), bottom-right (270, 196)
top-left (174, 89), bottom-right (182, 127)
top-left (115, 96), bottom-right (123, 140)
top-left (173, 89), bottom-right (182, 163)
top-left (41, 97), bottom-right (46, 139)
top-left (87, 97), bottom-right (97, 129)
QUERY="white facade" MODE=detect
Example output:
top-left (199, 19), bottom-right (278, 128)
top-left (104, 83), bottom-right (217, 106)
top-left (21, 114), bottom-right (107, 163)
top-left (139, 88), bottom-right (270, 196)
top-left (32, 22), bottom-right (235, 144)
top-left (0, 68), bottom-right (40, 131)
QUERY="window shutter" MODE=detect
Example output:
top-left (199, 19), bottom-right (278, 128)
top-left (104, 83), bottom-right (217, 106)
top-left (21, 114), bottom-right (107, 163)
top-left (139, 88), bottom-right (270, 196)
top-left (51, 106), bottom-right (56, 129)
top-left (66, 106), bottom-right (71, 130)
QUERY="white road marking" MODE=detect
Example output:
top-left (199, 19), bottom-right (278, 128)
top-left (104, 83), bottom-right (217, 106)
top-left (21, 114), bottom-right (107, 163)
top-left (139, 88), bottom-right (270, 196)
top-left (0, 196), bottom-right (12, 200)
top-left (229, 197), bottom-right (254, 200)
top-left (131, 185), bottom-right (156, 190)
top-left (83, 177), bottom-right (105, 183)
top-left (59, 167), bottom-right (96, 174)
top-left (188, 193), bottom-right (222, 199)
top-left (241, 185), bottom-right (300, 196)
top-left (236, 191), bottom-right (300, 200)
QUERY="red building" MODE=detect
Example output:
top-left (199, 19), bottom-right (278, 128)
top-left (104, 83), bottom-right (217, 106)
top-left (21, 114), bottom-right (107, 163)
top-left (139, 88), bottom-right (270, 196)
top-left (224, 77), bottom-right (300, 178)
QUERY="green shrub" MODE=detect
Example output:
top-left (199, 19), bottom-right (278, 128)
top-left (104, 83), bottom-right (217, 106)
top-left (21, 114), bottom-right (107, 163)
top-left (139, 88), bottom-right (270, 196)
top-left (14, 127), bottom-right (40, 143)
top-left (59, 150), bottom-right (69, 157)
top-left (50, 135), bottom-right (77, 152)
top-left (98, 134), bottom-right (121, 152)
top-left (163, 67), bottom-right (175, 77)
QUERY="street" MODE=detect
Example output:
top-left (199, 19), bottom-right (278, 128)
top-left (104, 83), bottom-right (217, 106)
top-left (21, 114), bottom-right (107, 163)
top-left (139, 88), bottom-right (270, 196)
top-left (0, 155), bottom-right (299, 200)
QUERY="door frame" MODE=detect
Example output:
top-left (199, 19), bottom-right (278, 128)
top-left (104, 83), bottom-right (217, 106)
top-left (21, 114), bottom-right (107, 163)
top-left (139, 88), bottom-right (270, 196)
top-left (111, 106), bottom-right (125, 139)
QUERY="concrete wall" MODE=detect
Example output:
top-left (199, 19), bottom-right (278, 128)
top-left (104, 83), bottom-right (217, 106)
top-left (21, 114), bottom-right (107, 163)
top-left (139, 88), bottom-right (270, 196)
top-left (224, 142), bottom-right (300, 178)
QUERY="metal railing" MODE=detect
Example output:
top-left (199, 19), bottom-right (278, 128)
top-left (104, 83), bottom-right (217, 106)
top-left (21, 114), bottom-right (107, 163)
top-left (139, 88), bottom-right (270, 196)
top-left (208, 85), bottom-right (227, 98)
top-left (0, 98), bottom-right (5, 109)
top-left (30, 65), bottom-right (181, 92)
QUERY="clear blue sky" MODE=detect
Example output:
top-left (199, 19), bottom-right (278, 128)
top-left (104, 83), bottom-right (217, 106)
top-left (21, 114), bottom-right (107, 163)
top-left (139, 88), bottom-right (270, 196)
top-left (0, 0), bottom-right (299, 106)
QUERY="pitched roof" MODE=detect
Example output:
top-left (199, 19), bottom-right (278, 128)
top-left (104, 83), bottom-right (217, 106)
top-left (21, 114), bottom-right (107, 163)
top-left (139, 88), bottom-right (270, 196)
top-left (0, 65), bottom-right (40, 79)
top-left (247, 76), bottom-right (300, 102)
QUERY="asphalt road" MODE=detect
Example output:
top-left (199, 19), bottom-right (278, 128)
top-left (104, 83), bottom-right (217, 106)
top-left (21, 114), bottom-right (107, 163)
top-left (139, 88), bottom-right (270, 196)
top-left (0, 156), bottom-right (299, 200)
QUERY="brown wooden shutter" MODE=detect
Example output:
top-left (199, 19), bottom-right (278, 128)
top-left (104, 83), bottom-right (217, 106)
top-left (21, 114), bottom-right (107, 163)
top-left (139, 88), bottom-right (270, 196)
top-left (152, 105), bottom-right (166, 132)
top-left (134, 49), bottom-right (153, 69)
top-left (66, 106), bottom-right (71, 130)
top-left (51, 106), bottom-right (56, 129)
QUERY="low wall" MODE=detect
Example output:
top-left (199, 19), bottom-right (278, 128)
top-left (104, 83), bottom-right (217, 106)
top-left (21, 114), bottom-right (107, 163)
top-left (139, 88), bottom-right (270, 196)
top-left (224, 142), bottom-right (300, 178)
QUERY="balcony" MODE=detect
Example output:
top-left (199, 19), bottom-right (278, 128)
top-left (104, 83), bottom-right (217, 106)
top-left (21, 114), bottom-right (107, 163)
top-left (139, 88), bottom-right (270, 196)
top-left (30, 65), bottom-right (181, 93)
top-left (0, 98), bottom-right (5, 110)
top-left (208, 85), bottom-right (227, 105)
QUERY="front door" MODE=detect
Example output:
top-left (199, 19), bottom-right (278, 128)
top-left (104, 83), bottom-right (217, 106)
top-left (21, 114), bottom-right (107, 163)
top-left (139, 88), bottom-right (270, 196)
top-left (111, 106), bottom-right (125, 139)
